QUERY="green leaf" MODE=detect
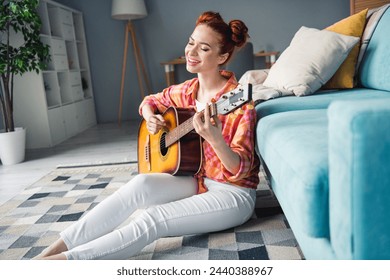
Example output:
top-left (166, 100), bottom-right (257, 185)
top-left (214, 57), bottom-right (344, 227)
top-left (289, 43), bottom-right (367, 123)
top-left (1, 0), bottom-right (50, 131)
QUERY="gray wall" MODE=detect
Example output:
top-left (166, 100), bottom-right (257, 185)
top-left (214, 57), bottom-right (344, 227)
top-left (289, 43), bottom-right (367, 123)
top-left (2, 0), bottom-right (350, 128)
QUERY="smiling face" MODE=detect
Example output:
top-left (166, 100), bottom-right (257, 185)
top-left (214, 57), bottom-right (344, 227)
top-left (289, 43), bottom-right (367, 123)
top-left (184, 24), bottom-right (229, 74)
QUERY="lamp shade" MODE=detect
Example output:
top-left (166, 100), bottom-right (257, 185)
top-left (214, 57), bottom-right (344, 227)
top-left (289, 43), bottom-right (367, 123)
top-left (111, 0), bottom-right (147, 20)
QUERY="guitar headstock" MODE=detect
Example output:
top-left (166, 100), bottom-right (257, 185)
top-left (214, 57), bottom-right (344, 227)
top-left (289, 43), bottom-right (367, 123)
top-left (215, 83), bottom-right (252, 115)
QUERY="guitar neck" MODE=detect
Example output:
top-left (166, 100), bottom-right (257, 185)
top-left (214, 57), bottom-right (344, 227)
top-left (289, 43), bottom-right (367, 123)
top-left (165, 115), bottom-right (195, 147)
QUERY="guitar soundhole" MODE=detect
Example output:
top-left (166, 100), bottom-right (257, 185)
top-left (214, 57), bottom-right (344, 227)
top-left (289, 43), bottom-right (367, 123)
top-left (160, 132), bottom-right (168, 157)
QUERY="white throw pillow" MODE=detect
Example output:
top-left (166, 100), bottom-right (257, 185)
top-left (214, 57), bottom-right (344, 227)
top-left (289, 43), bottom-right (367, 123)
top-left (263, 26), bottom-right (360, 96)
top-left (239, 69), bottom-right (292, 102)
top-left (239, 69), bottom-right (270, 85)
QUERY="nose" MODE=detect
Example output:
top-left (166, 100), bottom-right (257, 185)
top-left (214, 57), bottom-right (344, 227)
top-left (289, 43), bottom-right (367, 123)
top-left (186, 45), bottom-right (197, 57)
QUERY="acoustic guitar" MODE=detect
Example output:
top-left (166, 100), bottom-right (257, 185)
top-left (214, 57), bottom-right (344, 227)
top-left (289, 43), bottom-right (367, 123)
top-left (137, 84), bottom-right (252, 175)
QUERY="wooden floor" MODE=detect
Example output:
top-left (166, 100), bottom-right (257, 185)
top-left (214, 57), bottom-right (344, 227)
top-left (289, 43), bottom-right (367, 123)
top-left (0, 121), bottom-right (139, 206)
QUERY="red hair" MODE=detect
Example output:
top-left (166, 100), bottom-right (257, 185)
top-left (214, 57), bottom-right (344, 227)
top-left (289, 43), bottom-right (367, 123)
top-left (196, 11), bottom-right (249, 65)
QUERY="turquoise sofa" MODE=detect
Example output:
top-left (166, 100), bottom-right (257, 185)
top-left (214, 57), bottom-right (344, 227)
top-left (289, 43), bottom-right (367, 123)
top-left (255, 6), bottom-right (390, 259)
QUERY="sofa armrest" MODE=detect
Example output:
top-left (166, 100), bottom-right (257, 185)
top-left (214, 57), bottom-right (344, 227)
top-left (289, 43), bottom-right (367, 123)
top-left (328, 98), bottom-right (390, 259)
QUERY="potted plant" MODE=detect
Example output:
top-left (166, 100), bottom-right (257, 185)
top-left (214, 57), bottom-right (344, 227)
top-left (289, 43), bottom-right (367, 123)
top-left (0, 0), bottom-right (50, 165)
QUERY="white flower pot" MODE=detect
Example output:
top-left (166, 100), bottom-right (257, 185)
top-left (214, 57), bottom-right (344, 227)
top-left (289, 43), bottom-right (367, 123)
top-left (0, 127), bottom-right (26, 165)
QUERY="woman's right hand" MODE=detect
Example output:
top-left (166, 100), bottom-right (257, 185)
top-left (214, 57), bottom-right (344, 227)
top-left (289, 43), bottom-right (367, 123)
top-left (146, 114), bottom-right (166, 135)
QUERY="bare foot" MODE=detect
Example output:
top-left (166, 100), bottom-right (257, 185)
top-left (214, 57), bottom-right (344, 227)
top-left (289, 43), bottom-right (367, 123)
top-left (33, 239), bottom-right (68, 259)
top-left (40, 253), bottom-right (67, 260)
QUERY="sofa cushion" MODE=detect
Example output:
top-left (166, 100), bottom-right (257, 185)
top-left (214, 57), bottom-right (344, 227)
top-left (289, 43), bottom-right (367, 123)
top-left (359, 5), bottom-right (390, 91)
top-left (262, 26), bottom-right (359, 96)
top-left (323, 8), bottom-right (368, 89)
top-left (255, 88), bottom-right (390, 119)
top-left (256, 109), bottom-right (330, 237)
top-left (356, 4), bottom-right (390, 77)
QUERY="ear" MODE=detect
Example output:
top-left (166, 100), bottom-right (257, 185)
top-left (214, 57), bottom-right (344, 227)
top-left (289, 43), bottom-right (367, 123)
top-left (218, 53), bottom-right (229, 65)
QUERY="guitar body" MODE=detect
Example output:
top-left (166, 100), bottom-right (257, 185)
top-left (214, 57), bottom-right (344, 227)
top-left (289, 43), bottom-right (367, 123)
top-left (137, 107), bottom-right (203, 175)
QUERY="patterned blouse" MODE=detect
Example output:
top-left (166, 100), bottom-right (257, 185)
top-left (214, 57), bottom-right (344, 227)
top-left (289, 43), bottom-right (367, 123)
top-left (139, 70), bottom-right (259, 194)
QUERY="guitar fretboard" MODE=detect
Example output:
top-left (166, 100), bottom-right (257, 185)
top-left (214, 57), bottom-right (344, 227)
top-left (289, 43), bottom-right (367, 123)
top-left (165, 115), bottom-right (195, 147)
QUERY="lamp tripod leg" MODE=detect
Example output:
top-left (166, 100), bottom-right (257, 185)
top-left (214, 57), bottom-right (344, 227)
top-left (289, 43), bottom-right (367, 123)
top-left (134, 36), bottom-right (152, 95)
top-left (129, 26), bottom-right (145, 99)
top-left (129, 21), bottom-right (152, 98)
top-left (118, 20), bottom-right (152, 126)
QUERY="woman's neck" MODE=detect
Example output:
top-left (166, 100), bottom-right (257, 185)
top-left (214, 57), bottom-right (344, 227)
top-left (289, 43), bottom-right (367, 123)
top-left (197, 70), bottom-right (227, 103)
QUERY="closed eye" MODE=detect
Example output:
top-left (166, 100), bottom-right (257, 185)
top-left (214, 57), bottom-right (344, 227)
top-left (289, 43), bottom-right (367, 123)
top-left (188, 36), bottom-right (211, 52)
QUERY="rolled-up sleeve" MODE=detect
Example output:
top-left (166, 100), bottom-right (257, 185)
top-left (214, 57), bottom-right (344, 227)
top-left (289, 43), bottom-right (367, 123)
top-left (138, 86), bottom-right (173, 116)
top-left (220, 104), bottom-right (257, 182)
top-left (139, 79), bottom-right (198, 117)
top-left (202, 101), bottom-right (259, 189)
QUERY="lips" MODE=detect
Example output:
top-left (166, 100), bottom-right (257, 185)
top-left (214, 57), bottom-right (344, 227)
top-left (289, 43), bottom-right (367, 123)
top-left (186, 57), bottom-right (200, 66)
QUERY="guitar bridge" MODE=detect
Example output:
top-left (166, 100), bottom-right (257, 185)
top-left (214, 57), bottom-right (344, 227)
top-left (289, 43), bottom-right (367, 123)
top-left (144, 134), bottom-right (151, 171)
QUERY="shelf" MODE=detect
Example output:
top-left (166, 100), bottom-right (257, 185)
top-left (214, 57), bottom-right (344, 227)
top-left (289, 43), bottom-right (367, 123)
top-left (48, 5), bottom-right (75, 40)
top-left (77, 42), bottom-right (89, 69)
top-left (73, 13), bottom-right (85, 42)
top-left (58, 72), bottom-right (73, 104)
top-left (65, 41), bottom-right (80, 70)
top-left (14, 0), bottom-right (96, 149)
top-left (254, 51), bottom-right (279, 68)
top-left (38, 1), bottom-right (51, 36)
top-left (38, 0), bottom-right (93, 108)
top-left (80, 71), bottom-right (92, 98)
top-left (42, 72), bottom-right (61, 108)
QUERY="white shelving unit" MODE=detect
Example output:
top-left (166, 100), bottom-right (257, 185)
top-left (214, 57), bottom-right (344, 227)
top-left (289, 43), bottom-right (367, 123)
top-left (13, 0), bottom-right (96, 149)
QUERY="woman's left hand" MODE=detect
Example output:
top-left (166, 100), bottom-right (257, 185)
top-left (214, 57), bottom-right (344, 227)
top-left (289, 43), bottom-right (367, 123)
top-left (193, 104), bottom-right (223, 146)
top-left (193, 104), bottom-right (241, 174)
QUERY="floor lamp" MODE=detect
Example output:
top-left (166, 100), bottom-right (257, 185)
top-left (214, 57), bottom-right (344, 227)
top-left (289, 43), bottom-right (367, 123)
top-left (112, 0), bottom-right (152, 126)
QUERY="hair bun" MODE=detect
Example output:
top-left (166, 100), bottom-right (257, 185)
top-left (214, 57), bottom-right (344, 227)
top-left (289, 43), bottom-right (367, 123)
top-left (196, 11), bottom-right (223, 25)
top-left (229, 20), bottom-right (249, 48)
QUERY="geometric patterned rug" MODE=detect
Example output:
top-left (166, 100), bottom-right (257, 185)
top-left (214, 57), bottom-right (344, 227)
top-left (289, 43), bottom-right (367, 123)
top-left (0, 161), bottom-right (304, 260)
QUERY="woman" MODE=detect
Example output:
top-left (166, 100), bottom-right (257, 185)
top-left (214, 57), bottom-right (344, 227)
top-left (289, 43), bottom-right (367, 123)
top-left (36, 11), bottom-right (259, 260)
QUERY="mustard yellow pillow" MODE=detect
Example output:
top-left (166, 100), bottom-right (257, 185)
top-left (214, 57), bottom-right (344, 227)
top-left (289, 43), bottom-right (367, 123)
top-left (323, 9), bottom-right (368, 89)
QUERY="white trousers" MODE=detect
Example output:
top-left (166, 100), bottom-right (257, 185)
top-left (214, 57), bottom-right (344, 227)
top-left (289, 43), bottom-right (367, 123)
top-left (60, 173), bottom-right (256, 260)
